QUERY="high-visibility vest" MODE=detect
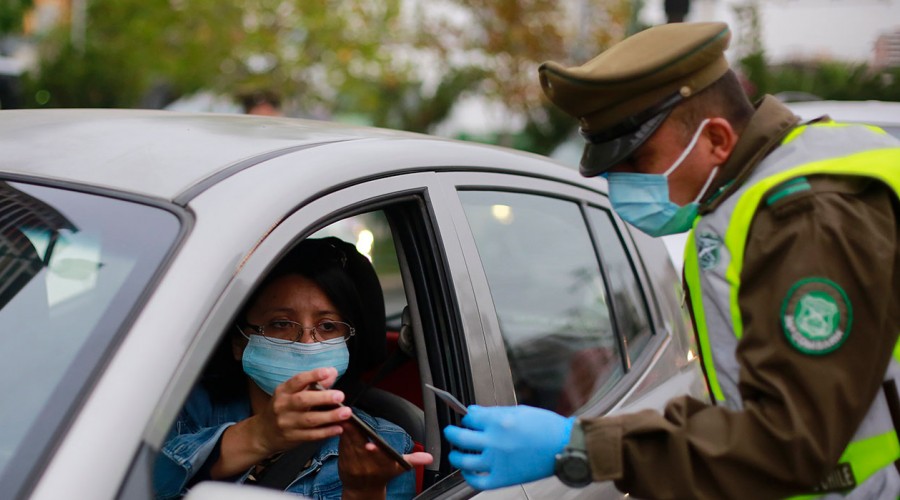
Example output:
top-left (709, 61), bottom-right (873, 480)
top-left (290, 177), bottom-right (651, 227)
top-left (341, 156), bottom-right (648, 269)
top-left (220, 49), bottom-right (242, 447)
top-left (683, 121), bottom-right (900, 498)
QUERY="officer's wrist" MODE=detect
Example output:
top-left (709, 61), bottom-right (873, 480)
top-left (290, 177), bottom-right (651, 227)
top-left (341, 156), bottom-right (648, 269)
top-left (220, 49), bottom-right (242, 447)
top-left (554, 419), bottom-right (593, 488)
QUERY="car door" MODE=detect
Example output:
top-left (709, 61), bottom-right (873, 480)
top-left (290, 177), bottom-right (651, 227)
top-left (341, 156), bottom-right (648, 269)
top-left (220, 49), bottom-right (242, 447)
top-left (137, 166), bottom-right (527, 500)
top-left (431, 170), bottom-right (704, 499)
top-left (134, 148), bottom-right (699, 500)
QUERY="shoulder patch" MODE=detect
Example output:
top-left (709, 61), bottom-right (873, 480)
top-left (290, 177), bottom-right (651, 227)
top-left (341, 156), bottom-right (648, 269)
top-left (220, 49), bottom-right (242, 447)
top-left (696, 230), bottom-right (723, 270)
top-left (781, 278), bottom-right (852, 355)
top-left (766, 176), bottom-right (811, 206)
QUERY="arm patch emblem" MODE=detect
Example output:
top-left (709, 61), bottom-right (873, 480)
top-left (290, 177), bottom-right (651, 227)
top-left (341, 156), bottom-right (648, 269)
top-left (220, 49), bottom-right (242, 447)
top-left (781, 278), bottom-right (852, 355)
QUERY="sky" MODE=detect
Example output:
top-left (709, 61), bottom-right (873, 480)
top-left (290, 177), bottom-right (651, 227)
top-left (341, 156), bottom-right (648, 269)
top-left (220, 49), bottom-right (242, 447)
top-left (641, 0), bottom-right (900, 63)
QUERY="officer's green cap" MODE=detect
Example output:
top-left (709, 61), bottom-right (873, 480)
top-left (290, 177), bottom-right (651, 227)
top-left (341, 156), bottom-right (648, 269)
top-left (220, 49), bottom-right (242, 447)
top-left (539, 22), bottom-right (731, 177)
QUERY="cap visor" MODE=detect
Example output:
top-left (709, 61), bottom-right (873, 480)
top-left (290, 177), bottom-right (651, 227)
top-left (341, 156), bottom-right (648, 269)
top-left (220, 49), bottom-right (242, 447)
top-left (579, 110), bottom-right (671, 177)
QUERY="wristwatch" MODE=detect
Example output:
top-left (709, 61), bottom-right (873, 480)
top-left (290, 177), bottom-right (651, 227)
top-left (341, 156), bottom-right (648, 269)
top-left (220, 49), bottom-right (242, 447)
top-left (554, 419), bottom-right (593, 488)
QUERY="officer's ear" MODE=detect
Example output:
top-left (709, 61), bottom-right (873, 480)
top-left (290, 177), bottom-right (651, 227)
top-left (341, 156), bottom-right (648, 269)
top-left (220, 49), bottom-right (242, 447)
top-left (705, 117), bottom-right (738, 165)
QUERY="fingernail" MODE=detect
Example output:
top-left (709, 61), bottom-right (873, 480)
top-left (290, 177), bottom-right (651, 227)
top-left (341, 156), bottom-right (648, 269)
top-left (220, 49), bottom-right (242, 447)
top-left (332, 392), bottom-right (344, 404)
top-left (340, 408), bottom-right (352, 419)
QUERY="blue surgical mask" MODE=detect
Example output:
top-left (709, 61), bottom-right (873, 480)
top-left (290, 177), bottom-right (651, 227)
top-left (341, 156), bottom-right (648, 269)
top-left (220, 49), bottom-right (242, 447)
top-left (607, 118), bottom-right (718, 237)
top-left (241, 334), bottom-right (350, 395)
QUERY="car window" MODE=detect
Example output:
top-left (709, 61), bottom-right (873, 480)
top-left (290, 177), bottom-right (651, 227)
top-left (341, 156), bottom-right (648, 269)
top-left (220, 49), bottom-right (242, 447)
top-left (312, 210), bottom-right (406, 323)
top-left (0, 181), bottom-right (179, 486)
top-left (587, 207), bottom-right (653, 363)
top-left (458, 190), bottom-right (625, 415)
top-left (152, 162), bottom-right (487, 495)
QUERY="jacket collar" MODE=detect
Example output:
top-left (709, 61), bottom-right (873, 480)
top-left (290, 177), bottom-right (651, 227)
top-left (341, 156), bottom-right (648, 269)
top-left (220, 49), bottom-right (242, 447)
top-left (701, 95), bottom-right (800, 213)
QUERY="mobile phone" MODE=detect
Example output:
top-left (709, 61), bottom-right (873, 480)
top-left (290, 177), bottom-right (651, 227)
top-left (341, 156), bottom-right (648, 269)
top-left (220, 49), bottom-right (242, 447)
top-left (312, 383), bottom-right (412, 470)
top-left (425, 383), bottom-right (468, 416)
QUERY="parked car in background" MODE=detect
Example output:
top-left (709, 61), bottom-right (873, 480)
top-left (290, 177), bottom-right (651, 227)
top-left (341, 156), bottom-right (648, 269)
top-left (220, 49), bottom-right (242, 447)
top-left (784, 99), bottom-right (900, 139)
top-left (0, 109), bottom-right (706, 500)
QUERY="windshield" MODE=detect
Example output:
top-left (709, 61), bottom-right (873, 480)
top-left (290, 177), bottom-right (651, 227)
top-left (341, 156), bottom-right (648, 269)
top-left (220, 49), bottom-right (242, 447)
top-left (0, 181), bottom-right (180, 493)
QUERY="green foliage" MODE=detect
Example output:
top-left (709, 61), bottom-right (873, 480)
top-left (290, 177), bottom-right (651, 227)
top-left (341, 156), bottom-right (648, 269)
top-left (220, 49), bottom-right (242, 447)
top-left (732, 1), bottom-right (900, 103)
top-left (515, 103), bottom-right (579, 154)
top-left (739, 53), bottom-right (900, 102)
top-left (0, 0), bottom-right (32, 35)
top-left (23, 0), bottom-right (243, 107)
top-left (22, 30), bottom-right (145, 108)
top-left (738, 51), bottom-right (769, 99)
top-left (352, 66), bottom-right (490, 133)
top-left (21, 0), bottom-right (633, 155)
top-left (433, 0), bottom-right (633, 154)
top-left (24, 0), bottom-right (410, 109)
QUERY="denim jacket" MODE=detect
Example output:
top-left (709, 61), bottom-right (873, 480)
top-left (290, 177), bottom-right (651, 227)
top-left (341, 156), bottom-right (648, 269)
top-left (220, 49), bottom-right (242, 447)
top-left (153, 384), bottom-right (416, 499)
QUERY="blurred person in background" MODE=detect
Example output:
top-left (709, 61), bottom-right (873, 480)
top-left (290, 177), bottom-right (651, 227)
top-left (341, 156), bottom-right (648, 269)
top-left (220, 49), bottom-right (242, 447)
top-left (239, 89), bottom-right (283, 116)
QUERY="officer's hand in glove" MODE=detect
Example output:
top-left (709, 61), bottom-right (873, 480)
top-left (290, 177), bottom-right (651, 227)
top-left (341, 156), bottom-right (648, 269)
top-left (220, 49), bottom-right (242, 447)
top-left (442, 404), bottom-right (574, 490)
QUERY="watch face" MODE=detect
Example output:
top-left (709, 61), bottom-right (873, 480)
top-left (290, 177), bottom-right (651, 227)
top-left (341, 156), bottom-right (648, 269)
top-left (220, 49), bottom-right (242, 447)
top-left (562, 457), bottom-right (591, 478)
top-left (556, 453), bottom-right (592, 487)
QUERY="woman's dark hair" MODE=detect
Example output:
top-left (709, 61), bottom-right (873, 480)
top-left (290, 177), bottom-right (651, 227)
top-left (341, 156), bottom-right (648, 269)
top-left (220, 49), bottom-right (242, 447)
top-left (203, 236), bottom-right (387, 400)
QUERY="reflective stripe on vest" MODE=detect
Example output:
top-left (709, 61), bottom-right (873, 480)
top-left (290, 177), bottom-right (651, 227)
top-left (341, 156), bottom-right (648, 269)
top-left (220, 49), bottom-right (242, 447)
top-left (683, 122), bottom-right (900, 496)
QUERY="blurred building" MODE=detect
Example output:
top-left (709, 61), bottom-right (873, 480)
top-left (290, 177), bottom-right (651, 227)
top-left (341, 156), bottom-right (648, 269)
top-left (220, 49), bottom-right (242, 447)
top-left (873, 27), bottom-right (900, 69)
top-left (643, 0), bottom-right (900, 64)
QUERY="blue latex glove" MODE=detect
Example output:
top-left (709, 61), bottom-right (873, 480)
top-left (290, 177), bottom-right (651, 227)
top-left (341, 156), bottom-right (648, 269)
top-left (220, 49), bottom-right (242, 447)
top-left (443, 404), bottom-right (574, 490)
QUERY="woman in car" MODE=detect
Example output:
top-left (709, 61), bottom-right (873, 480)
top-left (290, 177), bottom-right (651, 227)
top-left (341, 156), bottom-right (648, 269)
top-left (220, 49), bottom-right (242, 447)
top-left (154, 237), bottom-right (432, 499)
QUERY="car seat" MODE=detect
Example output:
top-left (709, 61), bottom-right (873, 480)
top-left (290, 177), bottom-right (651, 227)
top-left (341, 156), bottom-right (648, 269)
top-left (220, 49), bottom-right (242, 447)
top-left (357, 306), bottom-right (426, 491)
top-left (354, 386), bottom-right (424, 443)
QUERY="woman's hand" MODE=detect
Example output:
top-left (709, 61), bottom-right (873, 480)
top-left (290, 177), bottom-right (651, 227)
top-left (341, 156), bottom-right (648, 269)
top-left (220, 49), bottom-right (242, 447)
top-left (212, 367), bottom-right (350, 478)
top-left (252, 367), bottom-right (350, 454)
top-left (338, 418), bottom-right (434, 500)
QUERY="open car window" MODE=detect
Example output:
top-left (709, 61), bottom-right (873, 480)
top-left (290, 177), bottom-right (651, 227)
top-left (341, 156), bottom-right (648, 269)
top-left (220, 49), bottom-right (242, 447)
top-left (312, 211), bottom-right (407, 328)
top-left (155, 190), bottom-right (469, 498)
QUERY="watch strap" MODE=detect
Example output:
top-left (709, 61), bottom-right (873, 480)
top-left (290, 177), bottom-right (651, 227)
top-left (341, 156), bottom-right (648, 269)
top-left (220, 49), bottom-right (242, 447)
top-left (554, 419), bottom-right (593, 488)
top-left (566, 419), bottom-right (587, 452)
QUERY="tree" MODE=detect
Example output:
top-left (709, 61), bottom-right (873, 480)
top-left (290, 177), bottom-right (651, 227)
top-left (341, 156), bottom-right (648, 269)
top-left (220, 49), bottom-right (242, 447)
top-left (25, 0), bottom-right (243, 107)
top-left (431, 0), bottom-right (634, 152)
top-left (732, 0), bottom-right (900, 102)
top-left (25, 0), bottom-right (414, 109)
top-left (0, 0), bottom-right (32, 36)
top-left (22, 0), bottom-right (635, 155)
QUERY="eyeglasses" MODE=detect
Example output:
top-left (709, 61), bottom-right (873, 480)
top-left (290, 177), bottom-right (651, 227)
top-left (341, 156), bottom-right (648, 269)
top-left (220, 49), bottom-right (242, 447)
top-left (238, 320), bottom-right (356, 345)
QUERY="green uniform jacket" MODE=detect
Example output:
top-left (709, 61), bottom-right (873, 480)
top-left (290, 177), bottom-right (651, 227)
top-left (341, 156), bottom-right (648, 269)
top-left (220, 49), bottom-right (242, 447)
top-left (581, 96), bottom-right (900, 499)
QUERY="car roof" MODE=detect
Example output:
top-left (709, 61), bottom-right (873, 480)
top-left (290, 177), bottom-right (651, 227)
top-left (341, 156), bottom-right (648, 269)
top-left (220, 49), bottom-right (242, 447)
top-left (2, 108), bottom-right (569, 202)
top-left (786, 100), bottom-right (900, 127)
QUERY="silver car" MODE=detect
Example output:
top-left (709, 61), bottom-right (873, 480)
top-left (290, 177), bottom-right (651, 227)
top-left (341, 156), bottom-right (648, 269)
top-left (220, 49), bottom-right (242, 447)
top-left (0, 109), bottom-right (708, 500)
top-left (785, 99), bottom-right (900, 139)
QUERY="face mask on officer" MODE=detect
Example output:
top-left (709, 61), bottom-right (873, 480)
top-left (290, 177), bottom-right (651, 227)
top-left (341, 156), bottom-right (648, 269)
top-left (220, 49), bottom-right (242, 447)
top-left (606, 118), bottom-right (719, 237)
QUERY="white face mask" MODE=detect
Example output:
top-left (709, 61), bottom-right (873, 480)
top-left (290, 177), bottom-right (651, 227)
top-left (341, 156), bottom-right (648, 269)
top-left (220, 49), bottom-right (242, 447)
top-left (606, 119), bottom-right (718, 237)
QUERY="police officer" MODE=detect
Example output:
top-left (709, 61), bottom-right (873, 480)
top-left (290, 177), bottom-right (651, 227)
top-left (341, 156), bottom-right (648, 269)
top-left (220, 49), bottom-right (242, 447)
top-left (443, 22), bottom-right (900, 499)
